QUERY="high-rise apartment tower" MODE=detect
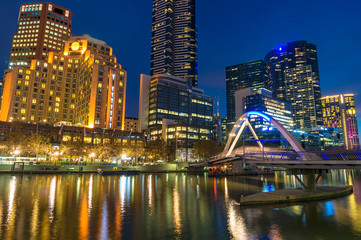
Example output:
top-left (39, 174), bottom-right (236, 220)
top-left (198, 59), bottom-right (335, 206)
top-left (150, 0), bottom-right (198, 87)
top-left (9, 2), bottom-right (72, 69)
top-left (265, 40), bottom-right (322, 130)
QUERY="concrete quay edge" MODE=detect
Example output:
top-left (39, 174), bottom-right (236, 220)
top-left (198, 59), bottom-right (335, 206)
top-left (240, 185), bottom-right (353, 205)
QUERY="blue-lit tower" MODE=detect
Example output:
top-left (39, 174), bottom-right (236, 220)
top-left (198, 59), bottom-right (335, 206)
top-left (265, 41), bottom-right (322, 130)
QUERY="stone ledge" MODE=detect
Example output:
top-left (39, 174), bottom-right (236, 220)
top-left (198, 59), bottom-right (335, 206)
top-left (240, 185), bottom-right (353, 205)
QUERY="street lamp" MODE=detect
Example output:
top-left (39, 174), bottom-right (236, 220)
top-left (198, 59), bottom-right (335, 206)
top-left (53, 151), bottom-right (60, 165)
top-left (13, 150), bottom-right (20, 162)
top-left (90, 152), bottom-right (96, 165)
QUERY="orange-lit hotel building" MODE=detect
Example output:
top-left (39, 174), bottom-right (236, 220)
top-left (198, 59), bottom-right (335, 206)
top-left (9, 2), bottom-right (73, 69)
top-left (320, 94), bottom-right (359, 150)
top-left (0, 34), bottom-right (126, 130)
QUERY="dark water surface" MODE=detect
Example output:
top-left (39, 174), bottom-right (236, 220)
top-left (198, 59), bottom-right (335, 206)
top-left (0, 171), bottom-right (361, 239)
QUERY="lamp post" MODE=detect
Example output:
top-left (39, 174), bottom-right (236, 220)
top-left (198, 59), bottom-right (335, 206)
top-left (13, 150), bottom-right (20, 162)
top-left (53, 151), bottom-right (59, 165)
top-left (90, 152), bottom-right (96, 165)
top-left (175, 131), bottom-right (179, 162)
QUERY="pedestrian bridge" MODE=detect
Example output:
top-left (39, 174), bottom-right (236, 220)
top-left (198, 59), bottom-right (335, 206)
top-left (209, 111), bottom-right (361, 170)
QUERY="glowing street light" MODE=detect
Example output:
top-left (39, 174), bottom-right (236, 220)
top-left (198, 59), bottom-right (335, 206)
top-left (90, 152), bottom-right (96, 164)
top-left (53, 151), bottom-right (60, 165)
top-left (13, 150), bottom-right (20, 162)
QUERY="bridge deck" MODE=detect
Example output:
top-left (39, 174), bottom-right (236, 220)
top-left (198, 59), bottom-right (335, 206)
top-left (209, 151), bottom-right (361, 170)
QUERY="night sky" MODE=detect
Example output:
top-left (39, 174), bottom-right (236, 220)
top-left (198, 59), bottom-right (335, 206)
top-left (1, 1), bottom-right (361, 129)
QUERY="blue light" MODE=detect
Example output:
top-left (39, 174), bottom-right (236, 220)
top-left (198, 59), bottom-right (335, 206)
top-left (234, 120), bottom-right (245, 135)
top-left (323, 201), bottom-right (335, 217)
top-left (247, 111), bottom-right (271, 122)
top-left (322, 153), bottom-right (329, 160)
top-left (279, 47), bottom-right (282, 51)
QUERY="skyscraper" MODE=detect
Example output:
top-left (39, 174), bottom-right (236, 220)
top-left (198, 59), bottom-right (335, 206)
top-left (265, 40), bottom-right (322, 130)
top-left (225, 60), bottom-right (268, 125)
top-left (151, 0), bottom-right (198, 87)
top-left (1, 35), bottom-right (126, 130)
top-left (9, 2), bottom-right (72, 69)
top-left (320, 94), bottom-right (359, 150)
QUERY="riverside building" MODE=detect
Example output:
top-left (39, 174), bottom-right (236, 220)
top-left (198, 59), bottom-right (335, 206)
top-left (320, 94), bottom-right (359, 150)
top-left (265, 41), bottom-right (322, 130)
top-left (139, 74), bottom-right (212, 161)
top-left (1, 35), bottom-right (126, 130)
top-left (9, 2), bottom-right (73, 69)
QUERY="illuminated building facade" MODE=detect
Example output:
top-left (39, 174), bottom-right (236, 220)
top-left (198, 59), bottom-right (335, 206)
top-left (226, 60), bottom-right (268, 127)
top-left (9, 2), bottom-right (72, 69)
top-left (1, 35), bottom-right (126, 130)
top-left (124, 117), bottom-right (140, 133)
top-left (151, 0), bottom-right (198, 87)
top-left (221, 116), bottom-right (228, 143)
top-left (0, 121), bottom-right (143, 146)
top-left (284, 65), bottom-right (321, 130)
top-left (292, 127), bottom-right (344, 151)
top-left (265, 40), bottom-right (320, 99)
top-left (139, 74), bottom-right (212, 131)
top-left (139, 74), bottom-right (212, 161)
top-left (320, 94), bottom-right (359, 149)
top-left (265, 41), bottom-right (322, 130)
top-left (240, 88), bottom-right (294, 131)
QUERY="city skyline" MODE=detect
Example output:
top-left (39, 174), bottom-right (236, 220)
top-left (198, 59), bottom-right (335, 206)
top-left (1, 0), bottom-right (361, 125)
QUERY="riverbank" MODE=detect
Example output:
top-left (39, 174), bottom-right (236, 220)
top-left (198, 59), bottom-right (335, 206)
top-left (240, 185), bottom-right (353, 205)
top-left (0, 162), bottom-right (201, 174)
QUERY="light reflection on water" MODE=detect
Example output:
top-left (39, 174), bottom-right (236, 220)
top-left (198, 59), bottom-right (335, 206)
top-left (0, 171), bottom-right (361, 239)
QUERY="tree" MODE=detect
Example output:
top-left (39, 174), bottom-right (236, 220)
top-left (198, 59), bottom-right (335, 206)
top-left (192, 139), bottom-right (223, 161)
top-left (124, 141), bottom-right (146, 164)
top-left (61, 137), bottom-right (88, 162)
top-left (93, 140), bottom-right (123, 163)
top-left (145, 139), bottom-right (169, 163)
top-left (0, 125), bottom-right (28, 156)
top-left (26, 133), bottom-right (52, 161)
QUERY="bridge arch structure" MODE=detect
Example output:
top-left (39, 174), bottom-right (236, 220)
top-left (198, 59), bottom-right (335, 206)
top-left (223, 111), bottom-right (313, 160)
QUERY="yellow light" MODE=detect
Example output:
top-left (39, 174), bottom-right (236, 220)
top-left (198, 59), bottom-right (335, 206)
top-left (71, 41), bottom-right (80, 51)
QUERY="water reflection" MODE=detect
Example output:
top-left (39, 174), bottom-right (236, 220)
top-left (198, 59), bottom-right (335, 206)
top-left (48, 176), bottom-right (56, 222)
top-left (0, 171), bottom-right (361, 239)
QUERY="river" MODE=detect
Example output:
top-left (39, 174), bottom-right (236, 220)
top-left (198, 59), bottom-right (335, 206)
top-left (0, 170), bottom-right (360, 239)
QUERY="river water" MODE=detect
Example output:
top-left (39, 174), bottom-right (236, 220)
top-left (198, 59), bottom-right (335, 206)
top-left (0, 171), bottom-right (360, 239)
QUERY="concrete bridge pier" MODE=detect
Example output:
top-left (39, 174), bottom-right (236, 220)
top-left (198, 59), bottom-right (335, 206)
top-left (287, 169), bottom-right (328, 191)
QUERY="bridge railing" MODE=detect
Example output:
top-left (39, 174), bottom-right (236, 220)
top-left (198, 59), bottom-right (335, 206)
top-left (209, 150), bottom-right (361, 163)
top-left (243, 151), bottom-right (361, 161)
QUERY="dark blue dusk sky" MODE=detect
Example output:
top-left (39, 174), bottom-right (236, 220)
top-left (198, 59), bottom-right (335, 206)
top-left (1, 1), bottom-right (361, 126)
